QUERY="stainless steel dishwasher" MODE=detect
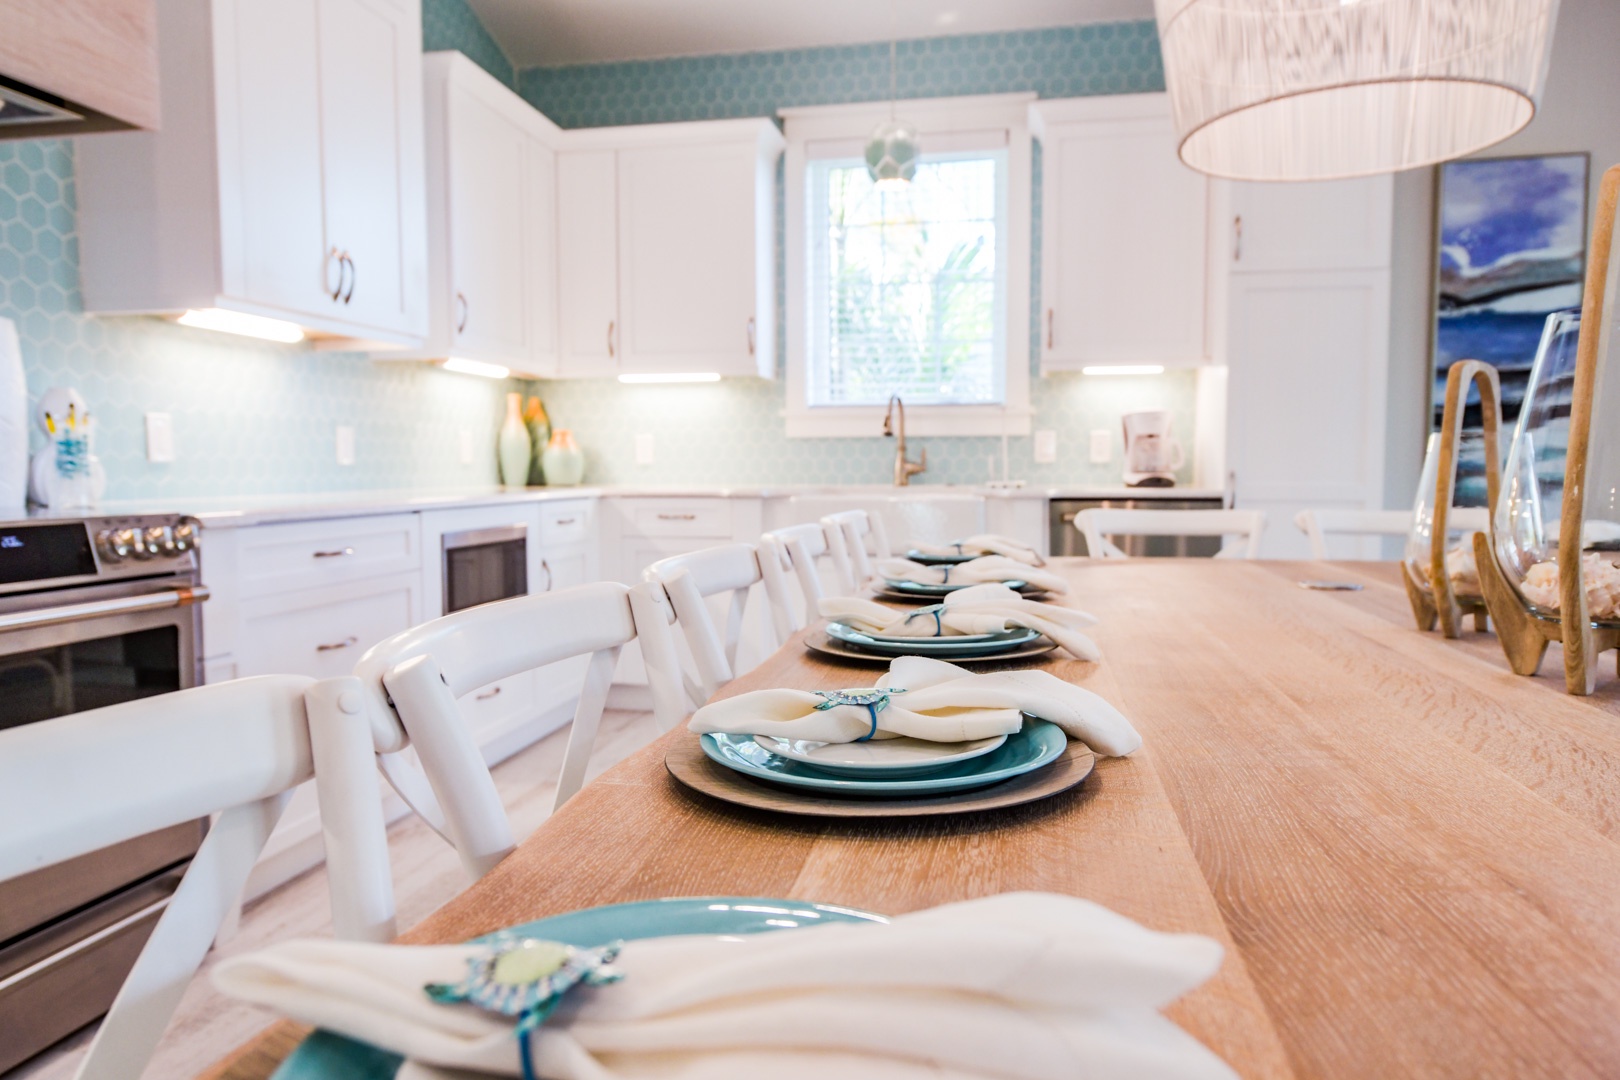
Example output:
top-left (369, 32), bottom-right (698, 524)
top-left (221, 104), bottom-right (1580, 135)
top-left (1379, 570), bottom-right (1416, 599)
top-left (1050, 497), bottom-right (1227, 557)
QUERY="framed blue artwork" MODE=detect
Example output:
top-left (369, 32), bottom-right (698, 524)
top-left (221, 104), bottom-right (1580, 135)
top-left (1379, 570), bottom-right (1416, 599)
top-left (1433, 152), bottom-right (1589, 504)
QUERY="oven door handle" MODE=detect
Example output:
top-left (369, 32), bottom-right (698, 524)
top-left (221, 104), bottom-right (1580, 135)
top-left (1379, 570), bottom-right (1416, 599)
top-left (0, 585), bottom-right (211, 633)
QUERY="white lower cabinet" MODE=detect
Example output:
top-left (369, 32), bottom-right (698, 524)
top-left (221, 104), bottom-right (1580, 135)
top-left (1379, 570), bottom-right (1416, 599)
top-left (234, 571), bottom-right (423, 679)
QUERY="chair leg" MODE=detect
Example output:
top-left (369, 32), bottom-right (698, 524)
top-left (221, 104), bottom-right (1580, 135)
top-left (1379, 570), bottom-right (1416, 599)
top-left (554, 647), bottom-right (619, 809)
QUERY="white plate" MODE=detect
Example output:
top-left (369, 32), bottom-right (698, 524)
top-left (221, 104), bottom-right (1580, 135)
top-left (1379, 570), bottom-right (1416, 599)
top-left (752, 733), bottom-right (1009, 777)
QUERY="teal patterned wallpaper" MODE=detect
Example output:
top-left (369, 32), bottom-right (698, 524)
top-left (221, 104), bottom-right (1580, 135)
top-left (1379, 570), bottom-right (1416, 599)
top-left (0, 0), bottom-right (519, 503)
top-left (520, 21), bottom-right (1196, 488)
top-left (424, 0), bottom-right (515, 87)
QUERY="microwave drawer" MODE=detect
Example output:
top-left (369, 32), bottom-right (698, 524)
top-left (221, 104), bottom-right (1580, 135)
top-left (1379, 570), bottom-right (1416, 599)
top-left (234, 514), bottom-right (422, 598)
top-left (623, 499), bottom-right (731, 539)
top-left (539, 501), bottom-right (593, 548)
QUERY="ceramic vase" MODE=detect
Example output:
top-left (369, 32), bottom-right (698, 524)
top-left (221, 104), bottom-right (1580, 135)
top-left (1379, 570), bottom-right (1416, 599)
top-left (523, 396), bottom-right (551, 486)
top-left (542, 429), bottom-right (586, 486)
top-left (497, 392), bottom-right (531, 490)
top-left (0, 318), bottom-right (26, 511)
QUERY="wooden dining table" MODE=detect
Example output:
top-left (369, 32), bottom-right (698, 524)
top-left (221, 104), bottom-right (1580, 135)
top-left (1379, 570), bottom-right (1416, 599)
top-left (202, 558), bottom-right (1620, 1080)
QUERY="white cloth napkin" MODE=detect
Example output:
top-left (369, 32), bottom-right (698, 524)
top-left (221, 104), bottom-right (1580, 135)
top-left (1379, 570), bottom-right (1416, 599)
top-left (821, 583), bottom-right (1101, 662)
top-left (214, 893), bottom-right (1235, 1080)
top-left (877, 556), bottom-right (1068, 595)
top-left (688, 655), bottom-right (1140, 757)
top-left (909, 534), bottom-right (1046, 566)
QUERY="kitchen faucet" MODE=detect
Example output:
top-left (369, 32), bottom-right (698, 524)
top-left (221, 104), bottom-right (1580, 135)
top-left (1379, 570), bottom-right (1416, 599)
top-left (882, 394), bottom-right (927, 486)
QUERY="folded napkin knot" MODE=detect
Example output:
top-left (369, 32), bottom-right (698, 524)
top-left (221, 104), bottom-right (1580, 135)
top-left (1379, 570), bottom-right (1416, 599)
top-left (810, 687), bottom-right (907, 741)
top-left (426, 936), bottom-right (624, 1080)
top-left (903, 605), bottom-right (946, 636)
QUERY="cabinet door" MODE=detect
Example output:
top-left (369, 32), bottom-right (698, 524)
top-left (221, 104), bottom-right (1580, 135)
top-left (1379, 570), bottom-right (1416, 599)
top-left (316, 0), bottom-right (426, 334)
top-left (524, 135), bottom-right (560, 375)
top-left (1226, 268), bottom-right (1391, 558)
top-left (221, 0), bottom-right (330, 317)
top-left (447, 88), bottom-right (528, 360)
top-left (618, 143), bottom-right (758, 375)
top-left (1227, 176), bottom-right (1394, 273)
top-left (1042, 114), bottom-right (1208, 369)
top-left (556, 150), bottom-right (620, 376)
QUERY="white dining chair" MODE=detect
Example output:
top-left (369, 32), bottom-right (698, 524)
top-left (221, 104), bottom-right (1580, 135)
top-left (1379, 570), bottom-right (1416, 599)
top-left (820, 508), bottom-right (893, 582)
top-left (1293, 507), bottom-right (1490, 560)
top-left (0, 675), bottom-right (394, 1080)
top-left (1074, 507), bottom-right (1268, 560)
top-left (351, 580), bottom-right (686, 882)
top-left (761, 521), bottom-right (857, 622)
top-left (643, 542), bottom-right (795, 710)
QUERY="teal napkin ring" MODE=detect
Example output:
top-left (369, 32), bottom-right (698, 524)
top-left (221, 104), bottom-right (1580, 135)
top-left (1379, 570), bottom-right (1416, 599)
top-left (810, 687), bottom-right (907, 741)
top-left (904, 604), bottom-right (946, 636)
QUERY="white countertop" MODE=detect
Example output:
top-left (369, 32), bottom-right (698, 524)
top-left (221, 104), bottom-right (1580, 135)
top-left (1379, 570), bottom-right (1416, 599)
top-left (82, 483), bottom-right (1226, 529)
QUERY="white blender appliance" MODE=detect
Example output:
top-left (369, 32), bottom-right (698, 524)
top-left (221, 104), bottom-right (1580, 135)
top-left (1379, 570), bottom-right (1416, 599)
top-left (1121, 410), bottom-right (1184, 487)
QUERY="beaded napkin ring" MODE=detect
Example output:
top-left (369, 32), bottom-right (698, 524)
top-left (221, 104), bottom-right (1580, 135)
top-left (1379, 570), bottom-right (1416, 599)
top-left (903, 604), bottom-right (946, 636)
top-left (810, 687), bottom-right (907, 741)
top-left (425, 935), bottom-right (623, 1080)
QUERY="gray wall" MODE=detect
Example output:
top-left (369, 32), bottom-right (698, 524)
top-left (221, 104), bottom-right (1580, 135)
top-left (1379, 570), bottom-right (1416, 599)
top-left (1383, 0), bottom-right (1620, 511)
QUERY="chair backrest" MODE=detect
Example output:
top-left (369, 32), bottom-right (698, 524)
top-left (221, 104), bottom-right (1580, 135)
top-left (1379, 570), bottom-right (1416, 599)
top-left (820, 509), bottom-right (893, 582)
top-left (643, 543), bottom-right (793, 709)
top-left (1074, 507), bottom-right (1268, 560)
top-left (0, 674), bottom-right (393, 1080)
top-left (352, 580), bottom-right (684, 881)
top-left (1292, 507), bottom-right (1488, 560)
top-left (760, 521), bottom-right (855, 624)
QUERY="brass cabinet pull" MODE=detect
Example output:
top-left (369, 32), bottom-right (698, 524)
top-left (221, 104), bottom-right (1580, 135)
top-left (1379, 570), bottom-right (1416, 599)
top-left (541, 558), bottom-right (553, 592)
top-left (607, 321), bottom-right (616, 357)
top-left (746, 316), bottom-right (756, 356)
top-left (1046, 309), bottom-right (1054, 350)
top-left (554, 517), bottom-right (576, 526)
top-left (656, 513), bottom-right (697, 521)
top-left (342, 253), bottom-right (356, 303)
top-left (475, 685), bottom-right (502, 701)
top-left (1233, 215), bottom-right (1243, 262)
top-left (313, 547), bottom-right (355, 559)
top-left (455, 292), bottom-right (469, 333)
top-left (316, 635), bottom-right (359, 652)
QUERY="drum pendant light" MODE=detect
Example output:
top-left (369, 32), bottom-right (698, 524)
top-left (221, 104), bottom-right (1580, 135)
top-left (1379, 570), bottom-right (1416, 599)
top-left (1154, 0), bottom-right (1562, 181)
top-left (866, 37), bottom-right (919, 189)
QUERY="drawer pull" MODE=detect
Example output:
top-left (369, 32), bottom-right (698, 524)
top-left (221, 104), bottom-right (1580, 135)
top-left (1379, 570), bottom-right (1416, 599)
top-left (656, 513), bottom-right (697, 521)
top-left (313, 548), bottom-right (355, 559)
top-left (553, 517), bottom-right (577, 526)
top-left (475, 686), bottom-right (502, 701)
top-left (316, 636), bottom-right (359, 652)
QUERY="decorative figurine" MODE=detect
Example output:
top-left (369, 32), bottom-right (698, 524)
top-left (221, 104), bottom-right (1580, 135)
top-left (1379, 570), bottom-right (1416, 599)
top-left (27, 387), bottom-right (106, 509)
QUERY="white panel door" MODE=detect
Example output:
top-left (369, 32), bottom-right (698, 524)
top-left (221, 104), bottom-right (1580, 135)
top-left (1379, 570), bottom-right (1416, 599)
top-left (448, 89), bottom-right (527, 359)
top-left (524, 135), bottom-right (560, 375)
top-left (1042, 112), bottom-right (1208, 369)
top-left (556, 150), bottom-right (620, 376)
top-left (1227, 268), bottom-right (1391, 558)
top-left (1228, 175), bottom-right (1395, 273)
top-left (617, 142), bottom-right (757, 375)
top-left (223, 0), bottom-right (330, 317)
top-left (316, 0), bottom-right (418, 332)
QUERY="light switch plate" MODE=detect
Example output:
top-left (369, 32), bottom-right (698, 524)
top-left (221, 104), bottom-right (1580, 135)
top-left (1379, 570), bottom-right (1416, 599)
top-left (336, 425), bottom-right (356, 466)
top-left (144, 412), bottom-right (175, 463)
top-left (1033, 429), bottom-right (1057, 464)
top-left (1089, 429), bottom-right (1112, 464)
top-left (635, 432), bottom-right (655, 466)
top-left (458, 429), bottom-right (473, 465)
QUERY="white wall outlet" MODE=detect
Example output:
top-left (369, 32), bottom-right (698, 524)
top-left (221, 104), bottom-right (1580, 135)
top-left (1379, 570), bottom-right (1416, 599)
top-left (1033, 429), bottom-right (1057, 464)
top-left (144, 412), bottom-right (175, 463)
top-left (335, 425), bottom-right (356, 466)
top-left (1089, 429), bottom-right (1112, 464)
top-left (458, 429), bottom-right (473, 465)
top-left (635, 432), bottom-right (655, 466)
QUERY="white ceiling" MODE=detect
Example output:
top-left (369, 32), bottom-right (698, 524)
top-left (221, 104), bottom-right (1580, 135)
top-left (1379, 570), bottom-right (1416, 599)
top-left (467, 0), bottom-right (1156, 68)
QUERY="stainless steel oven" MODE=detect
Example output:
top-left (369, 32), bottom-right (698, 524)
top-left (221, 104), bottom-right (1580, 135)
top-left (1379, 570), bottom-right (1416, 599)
top-left (1050, 497), bottom-right (1228, 558)
top-left (0, 512), bottom-right (208, 1072)
top-left (442, 523), bottom-right (528, 614)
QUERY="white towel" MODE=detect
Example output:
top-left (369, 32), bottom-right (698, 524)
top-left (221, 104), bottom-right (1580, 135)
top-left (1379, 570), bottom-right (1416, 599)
top-left (910, 534), bottom-right (1046, 566)
top-left (821, 583), bottom-right (1101, 662)
top-left (688, 655), bottom-right (1140, 757)
top-left (877, 556), bottom-right (1068, 596)
top-left (214, 893), bottom-right (1236, 1080)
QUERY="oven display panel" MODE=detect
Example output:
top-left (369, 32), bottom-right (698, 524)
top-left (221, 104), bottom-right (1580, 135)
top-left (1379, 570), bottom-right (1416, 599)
top-left (0, 523), bottom-right (97, 584)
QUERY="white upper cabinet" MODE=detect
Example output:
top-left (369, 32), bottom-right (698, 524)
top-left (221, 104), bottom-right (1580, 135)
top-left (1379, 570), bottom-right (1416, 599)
top-left (76, 0), bottom-right (428, 345)
top-left (1226, 176), bottom-right (1395, 273)
top-left (555, 120), bottom-right (783, 379)
top-left (389, 53), bottom-right (561, 374)
top-left (1032, 94), bottom-right (1211, 371)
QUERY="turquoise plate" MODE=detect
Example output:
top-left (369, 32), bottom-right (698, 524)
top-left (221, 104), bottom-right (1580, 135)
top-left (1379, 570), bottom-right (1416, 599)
top-left (699, 720), bottom-right (1066, 797)
top-left (884, 578), bottom-right (1030, 596)
top-left (271, 898), bottom-right (887, 1080)
top-left (905, 548), bottom-right (981, 566)
top-left (824, 621), bottom-right (1040, 657)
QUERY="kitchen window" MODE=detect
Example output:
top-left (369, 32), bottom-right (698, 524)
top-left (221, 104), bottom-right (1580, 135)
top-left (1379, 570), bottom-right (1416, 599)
top-left (783, 95), bottom-right (1034, 437)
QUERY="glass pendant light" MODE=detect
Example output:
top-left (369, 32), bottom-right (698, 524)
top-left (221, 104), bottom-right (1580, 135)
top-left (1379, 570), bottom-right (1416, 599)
top-left (1153, 0), bottom-right (1561, 181)
top-left (865, 37), bottom-right (918, 190)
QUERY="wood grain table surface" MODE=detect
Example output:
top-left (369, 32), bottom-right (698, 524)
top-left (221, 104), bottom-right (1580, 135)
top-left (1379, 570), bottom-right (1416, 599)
top-left (201, 559), bottom-right (1620, 1080)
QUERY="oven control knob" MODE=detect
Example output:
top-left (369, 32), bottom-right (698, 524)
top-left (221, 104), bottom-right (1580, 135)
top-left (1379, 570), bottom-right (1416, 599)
top-left (143, 526), bottom-right (177, 558)
top-left (97, 528), bottom-right (132, 562)
top-left (172, 523), bottom-right (197, 552)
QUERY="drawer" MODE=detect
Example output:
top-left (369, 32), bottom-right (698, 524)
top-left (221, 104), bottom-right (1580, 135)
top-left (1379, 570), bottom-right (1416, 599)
top-left (539, 500), bottom-right (593, 548)
top-left (234, 572), bottom-right (422, 680)
top-left (623, 498), bottom-right (731, 539)
top-left (235, 514), bottom-right (421, 598)
top-left (458, 669), bottom-right (536, 744)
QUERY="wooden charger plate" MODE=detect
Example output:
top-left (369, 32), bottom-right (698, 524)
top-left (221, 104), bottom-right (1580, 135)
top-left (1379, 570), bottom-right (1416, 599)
top-left (805, 632), bottom-right (1059, 666)
top-left (665, 738), bottom-right (1096, 819)
top-left (872, 587), bottom-right (1052, 605)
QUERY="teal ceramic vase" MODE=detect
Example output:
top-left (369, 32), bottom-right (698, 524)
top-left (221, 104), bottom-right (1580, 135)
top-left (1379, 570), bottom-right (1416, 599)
top-left (542, 429), bottom-right (586, 486)
top-left (497, 392), bottom-right (531, 490)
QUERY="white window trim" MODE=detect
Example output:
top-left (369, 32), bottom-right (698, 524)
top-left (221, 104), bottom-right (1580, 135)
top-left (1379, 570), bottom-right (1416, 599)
top-left (782, 93), bottom-right (1035, 438)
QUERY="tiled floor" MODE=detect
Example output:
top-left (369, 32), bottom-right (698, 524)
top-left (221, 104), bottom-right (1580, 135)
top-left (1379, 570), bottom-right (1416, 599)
top-left (10, 708), bottom-right (663, 1080)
